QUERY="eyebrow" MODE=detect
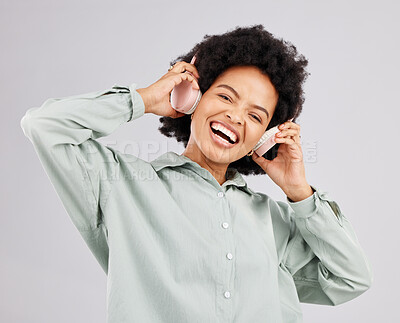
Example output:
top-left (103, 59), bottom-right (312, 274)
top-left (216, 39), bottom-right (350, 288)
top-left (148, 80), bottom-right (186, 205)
top-left (216, 84), bottom-right (270, 120)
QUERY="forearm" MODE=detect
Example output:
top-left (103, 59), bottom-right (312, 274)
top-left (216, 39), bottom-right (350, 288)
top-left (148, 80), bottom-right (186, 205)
top-left (20, 83), bottom-right (145, 147)
top-left (20, 83), bottom-right (146, 234)
top-left (285, 186), bottom-right (373, 305)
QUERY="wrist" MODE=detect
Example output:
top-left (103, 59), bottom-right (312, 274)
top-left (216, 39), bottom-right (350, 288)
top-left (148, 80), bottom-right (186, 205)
top-left (136, 88), bottom-right (152, 114)
top-left (286, 185), bottom-right (315, 202)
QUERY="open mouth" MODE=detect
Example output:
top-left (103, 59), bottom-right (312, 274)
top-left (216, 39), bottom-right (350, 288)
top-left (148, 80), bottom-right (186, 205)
top-left (209, 122), bottom-right (238, 148)
top-left (210, 126), bottom-right (236, 144)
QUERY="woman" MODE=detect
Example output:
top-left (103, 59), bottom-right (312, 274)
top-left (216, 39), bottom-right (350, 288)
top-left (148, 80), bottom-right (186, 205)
top-left (20, 25), bottom-right (373, 323)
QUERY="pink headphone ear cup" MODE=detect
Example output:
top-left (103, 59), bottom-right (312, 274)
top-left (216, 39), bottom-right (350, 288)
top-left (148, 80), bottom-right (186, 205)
top-left (171, 82), bottom-right (201, 114)
top-left (254, 135), bottom-right (277, 156)
top-left (170, 55), bottom-right (201, 114)
top-left (253, 125), bottom-right (280, 156)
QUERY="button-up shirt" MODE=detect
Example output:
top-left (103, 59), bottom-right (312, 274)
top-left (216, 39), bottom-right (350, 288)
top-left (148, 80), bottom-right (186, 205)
top-left (20, 83), bottom-right (373, 323)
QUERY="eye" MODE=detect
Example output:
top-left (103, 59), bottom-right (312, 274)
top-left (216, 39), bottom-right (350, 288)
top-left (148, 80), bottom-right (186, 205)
top-left (250, 114), bottom-right (262, 122)
top-left (218, 94), bottom-right (231, 102)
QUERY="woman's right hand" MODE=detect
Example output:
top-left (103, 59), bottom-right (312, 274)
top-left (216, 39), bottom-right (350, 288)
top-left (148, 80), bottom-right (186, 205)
top-left (136, 61), bottom-right (200, 118)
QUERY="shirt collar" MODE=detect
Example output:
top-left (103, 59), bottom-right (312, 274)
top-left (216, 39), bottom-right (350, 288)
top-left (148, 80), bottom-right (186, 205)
top-left (150, 151), bottom-right (259, 196)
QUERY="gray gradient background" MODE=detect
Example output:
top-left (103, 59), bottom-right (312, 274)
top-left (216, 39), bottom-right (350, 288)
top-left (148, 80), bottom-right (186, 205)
top-left (2, 0), bottom-right (399, 322)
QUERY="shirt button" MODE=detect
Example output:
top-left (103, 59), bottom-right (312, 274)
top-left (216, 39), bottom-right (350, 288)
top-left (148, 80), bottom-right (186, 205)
top-left (217, 191), bottom-right (224, 198)
top-left (221, 222), bottom-right (229, 229)
top-left (226, 253), bottom-right (233, 260)
top-left (224, 291), bottom-right (231, 299)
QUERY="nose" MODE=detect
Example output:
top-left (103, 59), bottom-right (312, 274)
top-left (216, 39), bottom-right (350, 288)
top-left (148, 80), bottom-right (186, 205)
top-left (226, 110), bottom-right (243, 125)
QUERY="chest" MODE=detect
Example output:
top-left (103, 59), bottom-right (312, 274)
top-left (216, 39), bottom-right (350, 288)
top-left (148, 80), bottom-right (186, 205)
top-left (104, 169), bottom-right (279, 284)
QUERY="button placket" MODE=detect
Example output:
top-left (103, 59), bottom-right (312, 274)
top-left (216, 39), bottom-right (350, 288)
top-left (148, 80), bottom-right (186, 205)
top-left (216, 187), bottom-right (234, 319)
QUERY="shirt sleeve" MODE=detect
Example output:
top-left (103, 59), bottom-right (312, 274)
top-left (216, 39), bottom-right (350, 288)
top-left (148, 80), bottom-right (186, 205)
top-left (20, 83), bottom-right (146, 272)
top-left (278, 184), bottom-right (374, 306)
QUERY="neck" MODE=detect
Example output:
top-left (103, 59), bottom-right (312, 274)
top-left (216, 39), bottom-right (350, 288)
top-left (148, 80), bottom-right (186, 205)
top-left (182, 145), bottom-right (229, 186)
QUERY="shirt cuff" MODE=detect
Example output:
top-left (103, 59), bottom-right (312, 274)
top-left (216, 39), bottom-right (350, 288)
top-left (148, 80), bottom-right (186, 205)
top-left (286, 184), bottom-right (319, 219)
top-left (128, 83), bottom-right (145, 121)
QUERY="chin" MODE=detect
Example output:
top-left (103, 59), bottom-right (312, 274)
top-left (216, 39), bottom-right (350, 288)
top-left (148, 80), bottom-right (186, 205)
top-left (202, 144), bottom-right (242, 164)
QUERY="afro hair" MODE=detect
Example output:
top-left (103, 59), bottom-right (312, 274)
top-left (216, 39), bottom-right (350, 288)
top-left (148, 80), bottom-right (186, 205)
top-left (158, 24), bottom-right (309, 176)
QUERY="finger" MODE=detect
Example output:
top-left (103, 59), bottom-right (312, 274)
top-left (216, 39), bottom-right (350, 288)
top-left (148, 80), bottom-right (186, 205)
top-left (251, 151), bottom-right (272, 169)
top-left (167, 61), bottom-right (183, 74)
top-left (170, 61), bottom-right (200, 79)
top-left (275, 129), bottom-right (300, 142)
top-left (277, 124), bottom-right (301, 144)
top-left (278, 130), bottom-right (301, 142)
top-left (171, 111), bottom-right (186, 119)
top-left (279, 121), bottom-right (300, 131)
top-left (186, 65), bottom-right (200, 79)
top-left (276, 128), bottom-right (298, 137)
top-left (274, 135), bottom-right (297, 145)
top-left (290, 134), bottom-right (301, 145)
top-left (175, 72), bottom-right (200, 90)
top-left (294, 133), bottom-right (302, 144)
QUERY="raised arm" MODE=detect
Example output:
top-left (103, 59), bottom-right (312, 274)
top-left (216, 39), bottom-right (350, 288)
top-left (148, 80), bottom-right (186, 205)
top-left (20, 61), bottom-right (201, 273)
top-left (276, 185), bottom-right (373, 306)
top-left (20, 83), bottom-right (146, 271)
top-left (20, 83), bottom-right (146, 226)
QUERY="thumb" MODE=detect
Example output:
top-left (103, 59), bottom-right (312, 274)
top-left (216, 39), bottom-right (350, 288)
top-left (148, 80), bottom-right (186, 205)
top-left (251, 152), bottom-right (272, 171)
top-left (178, 112), bottom-right (187, 118)
top-left (172, 111), bottom-right (187, 119)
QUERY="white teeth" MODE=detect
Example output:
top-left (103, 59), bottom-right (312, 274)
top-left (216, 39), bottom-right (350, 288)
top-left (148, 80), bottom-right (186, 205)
top-left (211, 122), bottom-right (237, 143)
top-left (214, 134), bottom-right (230, 145)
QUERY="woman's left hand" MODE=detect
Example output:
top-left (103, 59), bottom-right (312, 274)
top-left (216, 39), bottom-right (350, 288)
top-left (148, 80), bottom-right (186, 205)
top-left (251, 120), bottom-right (313, 202)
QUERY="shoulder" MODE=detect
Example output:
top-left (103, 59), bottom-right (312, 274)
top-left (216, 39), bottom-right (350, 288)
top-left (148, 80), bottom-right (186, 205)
top-left (246, 188), bottom-right (294, 261)
top-left (247, 188), bottom-right (293, 222)
top-left (245, 187), bottom-right (293, 230)
top-left (101, 144), bottom-right (157, 179)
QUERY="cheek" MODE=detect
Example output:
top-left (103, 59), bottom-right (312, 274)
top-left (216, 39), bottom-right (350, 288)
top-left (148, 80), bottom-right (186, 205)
top-left (191, 102), bottom-right (216, 138)
top-left (197, 104), bottom-right (212, 118)
top-left (197, 96), bottom-right (225, 116)
top-left (190, 118), bottom-right (209, 145)
top-left (245, 128), bottom-right (265, 147)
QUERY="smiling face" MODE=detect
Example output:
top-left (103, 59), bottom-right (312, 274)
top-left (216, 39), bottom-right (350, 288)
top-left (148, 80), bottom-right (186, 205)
top-left (184, 65), bottom-right (279, 168)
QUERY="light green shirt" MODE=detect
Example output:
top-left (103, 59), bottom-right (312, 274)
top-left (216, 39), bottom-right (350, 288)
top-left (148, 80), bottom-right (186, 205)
top-left (20, 83), bottom-right (373, 323)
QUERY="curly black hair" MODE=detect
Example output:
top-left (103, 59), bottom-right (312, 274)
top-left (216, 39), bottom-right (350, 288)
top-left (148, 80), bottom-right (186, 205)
top-left (158, 24), bottom-right (309, 176)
